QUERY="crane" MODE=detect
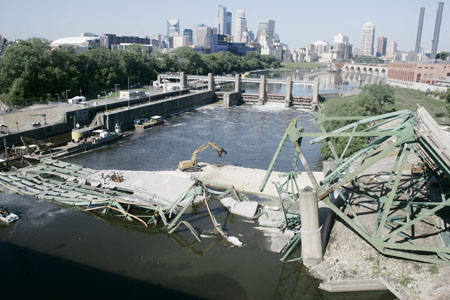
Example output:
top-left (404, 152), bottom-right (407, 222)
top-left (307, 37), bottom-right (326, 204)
top-left (178, 142), bottom-right (227, 172)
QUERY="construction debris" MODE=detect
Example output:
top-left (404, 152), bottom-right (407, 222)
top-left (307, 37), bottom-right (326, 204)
top-left (260, 107), bottom-right (450, 264)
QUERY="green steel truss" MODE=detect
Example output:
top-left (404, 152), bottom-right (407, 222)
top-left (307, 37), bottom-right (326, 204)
top-left (260, 108), bottom-right (450, 264)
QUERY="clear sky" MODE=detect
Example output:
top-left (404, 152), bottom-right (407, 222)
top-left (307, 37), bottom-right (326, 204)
top-left (1, 0), bottom-right (449, 52)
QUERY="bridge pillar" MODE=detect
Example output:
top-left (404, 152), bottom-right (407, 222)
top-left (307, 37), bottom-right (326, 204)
top-left (258, 75), bottom-right (266, 105)
top-left (180, 72), bottom-right (187, 89)
top-left (299, 187), bottom-right (323, 267)
top-left (284, 76), bottom-right (293, 107)
top-left (234, 74), bottom-right (241, 94)
top-left (311, 78), bottom-right (319, 112)
top-left (208, 73), bottom-right (215, 91)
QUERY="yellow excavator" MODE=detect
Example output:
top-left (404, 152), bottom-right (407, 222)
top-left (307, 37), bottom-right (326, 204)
top-left (178, 142), bottom-right (227, 171)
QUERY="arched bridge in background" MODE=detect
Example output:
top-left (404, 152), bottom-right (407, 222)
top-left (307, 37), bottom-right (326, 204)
top-left (342, 63), bottom-right (388, 76)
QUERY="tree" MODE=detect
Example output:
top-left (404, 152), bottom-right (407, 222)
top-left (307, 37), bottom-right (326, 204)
top-left (437, 52), bottom-right (449, 61)
top-left (357, 83), bottom-right (395, 115)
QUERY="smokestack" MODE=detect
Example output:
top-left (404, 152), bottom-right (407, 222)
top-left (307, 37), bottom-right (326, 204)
top-left (415, 7), bottom-right (425, 53)
top-left (430, 2), bottom-right (444, 60)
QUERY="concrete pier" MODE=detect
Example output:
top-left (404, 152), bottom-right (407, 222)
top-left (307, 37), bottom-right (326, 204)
top-left (285, 76), bottom-right (293, 108)
top-left (311, 78), bottom-right (319, 111)
top-left (259, 75), bottom-right (266, 105)
top-left (208, 73), bottom-right (215, 91)
top-left (180, 72), bottom-right (187, 89)
top-left (299, 187), bottom-right (323, 267)
top-left (234, 74), bottom-right (241, 95)
top-left (322, 159), bottom-right (336, 177)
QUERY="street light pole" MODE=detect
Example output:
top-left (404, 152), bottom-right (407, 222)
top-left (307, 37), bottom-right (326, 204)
top-left (101, 91), bottom-right (108, 130)
top-left (55, 93), bottom-right (60, 103)
top-left (65, 90), bottom-right (71, 102)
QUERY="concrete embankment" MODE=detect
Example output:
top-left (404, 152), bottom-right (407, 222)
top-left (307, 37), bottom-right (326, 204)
top-left (103, 91), bottom-right (215, 130)
top-left (0, 90), bottom-right (214, 149)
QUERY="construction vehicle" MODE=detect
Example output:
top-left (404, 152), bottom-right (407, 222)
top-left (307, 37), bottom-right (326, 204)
top-left (30, 113), bottom-right (47, 125)
top-left (178, 142), bottom-right (227, 172)
top-left (20, 136), bottom-right (53, 155)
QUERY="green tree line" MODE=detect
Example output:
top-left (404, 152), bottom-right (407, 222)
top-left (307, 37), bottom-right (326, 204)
top-left (0, 38), bottom-right (280, 107)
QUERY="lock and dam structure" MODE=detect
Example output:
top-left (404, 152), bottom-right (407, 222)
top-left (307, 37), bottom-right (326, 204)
top-left (0, 72), bottom-right (322, 149)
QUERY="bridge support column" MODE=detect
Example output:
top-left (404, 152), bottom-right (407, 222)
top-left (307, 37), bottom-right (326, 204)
top-left (208, 73), bottom-right (215, 92)
top-left (311, 78), bottom-right (319, 112)
top-left (180, 72), bottom-right (187, 89)
top-left (259, 75), bottom-right (266, 105)
top-left (235, 74), bottom-right (242, 103)
top-left (284, 76), bottom-right (293, 107)
top-left (299, 187), bottom-right (323, 267)
top-left (234, 74), bottom-right (241, 94)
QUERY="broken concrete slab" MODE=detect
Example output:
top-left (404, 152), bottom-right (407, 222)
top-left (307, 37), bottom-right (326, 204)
top-left (219, 197), bottom-right (259, 219)
top-left (86, 170), bottom-right (195, 208)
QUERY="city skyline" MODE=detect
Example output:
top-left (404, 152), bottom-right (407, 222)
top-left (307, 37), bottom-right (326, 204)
top-left (1, 0), bottom-right (449, 52)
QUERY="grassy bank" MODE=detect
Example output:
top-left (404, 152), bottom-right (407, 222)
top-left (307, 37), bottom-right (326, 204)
top-left (323, 87), bottom-right (448, 124)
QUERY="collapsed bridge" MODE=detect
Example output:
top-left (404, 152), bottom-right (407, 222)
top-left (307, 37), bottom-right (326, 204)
top-left (260, 106), bottom-right (450, 264)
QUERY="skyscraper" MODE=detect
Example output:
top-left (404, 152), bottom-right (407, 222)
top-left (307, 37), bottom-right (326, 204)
top-left (225, 12), bottom-right (232, 36)
top-left (183, 29), bottom-right (193, 45)
top-left (234, 10), bottom-right (247, 43)
top-left (333, 33), bottom-right (352, 59)
top-left (217, 5), bottom-right (227, 35)
top-left (431, 2), bottom-right (444, 60)
top-left (167, 19), bottom-right (180, 37)
top-left (415, 7), bottom-right (425, 53)
top-left (195, 25), bottom-right (213, 50)
top-left (360, 21), bottom-right (375, 56)
top-left (386, 40), bottom-right (397, 59)
top-left (376, 36), bottom-right (387, 57)
top-left (257, 20), bottom-right (275, 41)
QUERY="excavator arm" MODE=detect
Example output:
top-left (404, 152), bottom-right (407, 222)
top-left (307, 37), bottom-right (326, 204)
top-left (179, 142), bottom-right (227, 171)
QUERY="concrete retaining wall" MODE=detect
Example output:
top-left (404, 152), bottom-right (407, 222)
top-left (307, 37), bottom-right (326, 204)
top-left (387, 79), bottom-right (448, 92)
top-left (104, 91), bottom-right (215, 130)
top-left (65, 89), bottom-right (191, 127)
top-left (1, 90), bottom-right (211, 149)
top-left (1, 122), bottom-right (72, 148)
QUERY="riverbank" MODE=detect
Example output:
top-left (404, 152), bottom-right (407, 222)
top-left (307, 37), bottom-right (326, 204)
top-left (322, 87), bottom-right (448, 124)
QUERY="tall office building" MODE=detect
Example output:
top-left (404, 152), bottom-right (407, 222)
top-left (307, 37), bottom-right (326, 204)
top-left (333, 33), bottom-right (349, 44)
top-left (360, 21), bottom-right (375, 56)
top-left (415, 7), bottom-right (425, 53)
top-left (183, 29), bottom-right (193, 45)
top-left (314, 40), bottom-right (329, 55)
top-left (225, 12), bottom-right (232, 36)
top-left (333, 33), bottom-right (352, 59)
top-left (257, 20), bottom-right (275, 41)
top-left (386, 40), bottom-right (397, 58)
top-left (167, 19), bottom-right (180, 37)
top-left (430, 2), bottom-right (444, 60)
top-left (376, 36), bottom-right (387, 57)
top-left (234, 10), bottom-right (247, 43)
top-left (195, 25), bottom-right (213, 49)
top-left (217, 5), bottom-right (227, 35)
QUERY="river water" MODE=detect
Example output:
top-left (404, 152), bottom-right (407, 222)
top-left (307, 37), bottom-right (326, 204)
top-left (0, 74), bottom-right (392, 299)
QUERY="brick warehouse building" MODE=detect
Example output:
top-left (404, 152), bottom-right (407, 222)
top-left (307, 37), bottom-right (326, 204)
top-left (388, 62), bottom-right (450, 85)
